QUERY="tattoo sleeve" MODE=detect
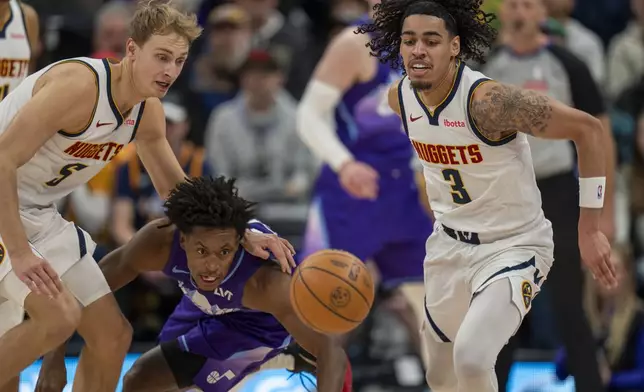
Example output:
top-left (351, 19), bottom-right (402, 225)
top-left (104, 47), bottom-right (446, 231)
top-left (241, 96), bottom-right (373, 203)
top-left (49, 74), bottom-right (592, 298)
top-left (470, 83), bottom-right (554, 140)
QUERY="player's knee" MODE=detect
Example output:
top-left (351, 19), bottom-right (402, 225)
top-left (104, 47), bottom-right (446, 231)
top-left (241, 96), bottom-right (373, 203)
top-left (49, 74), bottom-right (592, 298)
top-left (425, 362), bottom-right (454, 390)
top-left (122, 365), bottom-right (150, 392)
top-left (452, 337), bottom-right (494, 379)
top-left (37, 292), bottom-right (81, 343)
top-left (100, 314), bottom-right (132, 354)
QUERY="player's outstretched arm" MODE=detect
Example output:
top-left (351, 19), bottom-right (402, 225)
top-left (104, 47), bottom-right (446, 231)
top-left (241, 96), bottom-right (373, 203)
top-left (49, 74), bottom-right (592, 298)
top-left (98, 218), bottom-right (173, 291)
top-left (243, 265), bottom-right (349, 392)
top-left (134, 98), bottom-right (188, 200)
top-left (469, 81), bottom-right (617, 288)
top-left (0, 63), bottom-right (97, 296)
top-left (21, 2), bottom-right (40, 73)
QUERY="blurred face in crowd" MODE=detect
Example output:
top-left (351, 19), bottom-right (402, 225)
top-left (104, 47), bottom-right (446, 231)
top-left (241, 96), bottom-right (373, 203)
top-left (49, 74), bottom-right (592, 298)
top-left (126, 33), bottom-right (189, 98)
top-left (332, 0), bottom-right (368, 22)
top-left (208, 22), bottom-right (252, 71)
top-left (500, 0), bottom-right (547, 38)
top-left (166, 118), bottom-right (189, 146)
top-left (241, 67), bottom-right (283, 110)
top-left (235, 0), bottom-right (277, 26)
top-left (542, 0), bottom-right (573, 19)
top-left (95, 12), bottom-right (131, 56)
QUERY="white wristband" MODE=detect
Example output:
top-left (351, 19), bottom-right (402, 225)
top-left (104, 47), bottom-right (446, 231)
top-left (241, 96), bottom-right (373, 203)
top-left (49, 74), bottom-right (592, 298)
top-left (579, 177), bottom-right (606, 208)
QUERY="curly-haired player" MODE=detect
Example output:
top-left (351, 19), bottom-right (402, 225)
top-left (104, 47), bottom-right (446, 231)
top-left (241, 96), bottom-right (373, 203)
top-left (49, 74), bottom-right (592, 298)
top-left (37, 176), bottom-right (352, 392)
top-left (356, 1), bottom-right (616, 391)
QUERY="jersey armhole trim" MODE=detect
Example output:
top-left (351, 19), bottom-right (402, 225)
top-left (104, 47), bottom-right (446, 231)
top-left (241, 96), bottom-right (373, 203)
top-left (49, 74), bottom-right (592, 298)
top-left (397, 76), bottom-right (409, 136)
top-left (0, 4), bottom-right (13, 39)
top-left (57, 59), bottom-right (100, 138)
top-left (466, 78), bottom-right (517, 146)
top-left (128, 100), bottom-right (146, 143)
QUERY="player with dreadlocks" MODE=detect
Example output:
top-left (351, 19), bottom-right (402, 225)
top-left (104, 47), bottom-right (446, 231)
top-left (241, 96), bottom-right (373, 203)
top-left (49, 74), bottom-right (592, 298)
top-left (36, 176), bottom-right (352, 392)
top-left (356, 0), bottom-right (616, 391)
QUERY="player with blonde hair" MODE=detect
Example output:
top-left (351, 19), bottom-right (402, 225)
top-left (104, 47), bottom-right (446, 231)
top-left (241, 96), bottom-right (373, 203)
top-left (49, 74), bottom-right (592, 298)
top-left (0, 2), bottom-right (295, 391)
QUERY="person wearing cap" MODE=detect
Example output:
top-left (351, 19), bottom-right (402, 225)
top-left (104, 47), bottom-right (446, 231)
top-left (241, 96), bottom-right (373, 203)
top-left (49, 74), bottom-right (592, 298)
top-left (205, 49), bottom-right (315, 204)
top-left (186, 4), bottom-right (253, 143)
top-left (111, 99), bottom-right (214, 247)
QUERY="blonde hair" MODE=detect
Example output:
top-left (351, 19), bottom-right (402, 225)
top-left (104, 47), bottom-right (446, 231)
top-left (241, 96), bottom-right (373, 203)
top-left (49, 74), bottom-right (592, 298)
top-left (130, 0), bottom-right (203, 46)
top-left (584, 244), bottom-right (644, 366)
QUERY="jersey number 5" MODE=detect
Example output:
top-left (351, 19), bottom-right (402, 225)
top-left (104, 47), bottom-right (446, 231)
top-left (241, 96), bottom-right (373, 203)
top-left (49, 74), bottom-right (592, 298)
top-left (442, 169), bottom-right (472, 204)
top-left (45, 163), bottom-right (88, 187)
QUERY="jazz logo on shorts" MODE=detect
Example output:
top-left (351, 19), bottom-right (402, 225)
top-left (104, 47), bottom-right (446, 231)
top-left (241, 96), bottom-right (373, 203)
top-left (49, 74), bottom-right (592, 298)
top-left (521, 281), bottom-right (533, 310)
top-left (0, 243), bottom-right (5, 266)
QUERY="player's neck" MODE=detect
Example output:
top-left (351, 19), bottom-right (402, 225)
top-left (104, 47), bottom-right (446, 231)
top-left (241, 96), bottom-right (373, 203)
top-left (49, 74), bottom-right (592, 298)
top-left (506, 33), bottom-right (549, 56)
top-left (418, 60), bottom-right (458, 108)
top-left (109, 59), bottom-right (147, 114)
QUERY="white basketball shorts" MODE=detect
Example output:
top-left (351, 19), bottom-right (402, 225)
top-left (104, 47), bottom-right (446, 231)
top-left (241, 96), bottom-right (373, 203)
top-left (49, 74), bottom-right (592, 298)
top-left (0, 207), bottom-right (111, 334)
top-left (422, 219), bottom-right (554, 343)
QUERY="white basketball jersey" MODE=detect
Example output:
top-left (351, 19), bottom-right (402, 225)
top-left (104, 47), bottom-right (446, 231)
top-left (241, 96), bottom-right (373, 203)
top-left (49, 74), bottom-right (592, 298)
top-left (0, 57), bottom-right (146, 208)
top-left (398, 61), bottom-right (544, 238)
top-left (0, 0), bottom-right (30, 101)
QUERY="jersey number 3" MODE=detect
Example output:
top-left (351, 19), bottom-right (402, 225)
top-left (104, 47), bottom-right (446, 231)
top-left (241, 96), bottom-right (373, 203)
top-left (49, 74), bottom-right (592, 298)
top-left (45, 163), bottom-right (88, 187)
top-left (442, 169), bottom-right (472, 204)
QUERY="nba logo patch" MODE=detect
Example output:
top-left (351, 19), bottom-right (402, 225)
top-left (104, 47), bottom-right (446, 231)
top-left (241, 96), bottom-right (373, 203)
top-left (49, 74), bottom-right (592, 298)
top-left (597, 185), bottom-right (603, 199)
top-left (521, 281), bottom-right (533, 310)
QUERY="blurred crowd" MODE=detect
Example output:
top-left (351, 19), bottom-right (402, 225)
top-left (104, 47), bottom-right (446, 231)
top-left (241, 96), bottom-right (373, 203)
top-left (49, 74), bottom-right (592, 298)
top-left (19, 0), bottom-right (644, 389)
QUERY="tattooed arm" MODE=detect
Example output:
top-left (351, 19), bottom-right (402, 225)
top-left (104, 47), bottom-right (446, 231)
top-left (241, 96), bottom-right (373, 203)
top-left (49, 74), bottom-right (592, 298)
top-left (470, 81), bottom-right (616, 288)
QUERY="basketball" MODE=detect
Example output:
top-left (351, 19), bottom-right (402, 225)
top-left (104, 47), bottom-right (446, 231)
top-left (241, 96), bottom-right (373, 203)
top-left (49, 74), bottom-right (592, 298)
top-left (290, 249), bottom-right (375, 334)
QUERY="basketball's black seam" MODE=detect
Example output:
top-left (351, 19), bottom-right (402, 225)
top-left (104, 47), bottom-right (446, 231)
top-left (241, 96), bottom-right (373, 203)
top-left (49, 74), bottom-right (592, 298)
top-left (299, 268), bottom-right (362, 324)
top-left (303, 266), bottom-right (371, 306)
top-left (292, 269), bottom-right (321, 331)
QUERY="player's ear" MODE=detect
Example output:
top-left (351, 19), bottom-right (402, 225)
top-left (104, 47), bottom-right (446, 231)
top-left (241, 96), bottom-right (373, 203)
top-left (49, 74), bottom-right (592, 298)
top-left (125, 38), bottom-right (138, 59)
top-left (179, 233), bottom-right (186, 249)
top-left (450, 35), bottom-right (460, 58)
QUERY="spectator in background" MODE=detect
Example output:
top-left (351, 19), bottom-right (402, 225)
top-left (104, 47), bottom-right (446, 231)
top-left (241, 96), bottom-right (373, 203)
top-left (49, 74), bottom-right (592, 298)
top-left (111, 99), bottom-right (214, 246)
top-left (607, 0), bottom-right (644, 101)
top-left (544, 0), bottom-right (605, 85)
top-left (186, 4), bottom-right (252, 144)
top-left (555, 245), bottom-right (644, 391)
top-left (483, 0), bottom-right (616, 391)
top-left (235, 0), bottom-right (314, 99)
top-left (91, 1), bottom-right (133, 59)
top-left (205, 50), bottom-right (314, 204)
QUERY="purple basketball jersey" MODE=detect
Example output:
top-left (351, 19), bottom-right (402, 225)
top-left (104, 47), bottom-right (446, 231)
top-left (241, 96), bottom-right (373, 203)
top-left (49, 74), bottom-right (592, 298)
top-left (159, 220), bottom-right (291, 391)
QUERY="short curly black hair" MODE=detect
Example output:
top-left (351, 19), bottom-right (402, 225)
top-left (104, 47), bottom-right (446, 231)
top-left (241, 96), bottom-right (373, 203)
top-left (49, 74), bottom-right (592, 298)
top-left (163, 176), bottom-right (255, 238)
top-left (355, 0), bottom-right (496, 69)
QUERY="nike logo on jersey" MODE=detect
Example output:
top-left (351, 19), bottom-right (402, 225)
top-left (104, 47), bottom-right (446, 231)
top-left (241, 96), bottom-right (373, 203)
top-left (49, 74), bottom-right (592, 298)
top-left (96, 121), bottom-right (114, 128)
top-left (409, 114), bottom-right (423, 122)
top-left (64, 141), bottom-right (124, 162)
top-left (172, 266), bottom-right (190, 275)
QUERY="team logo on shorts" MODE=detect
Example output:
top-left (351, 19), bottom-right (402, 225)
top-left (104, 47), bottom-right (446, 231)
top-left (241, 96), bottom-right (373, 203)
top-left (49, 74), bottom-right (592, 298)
top-left (0, 243), bottom-right (5, 265)
top-left (330, 287), bottom-right (351, 308)
top-left (521, 281), bottom-right (533, 309)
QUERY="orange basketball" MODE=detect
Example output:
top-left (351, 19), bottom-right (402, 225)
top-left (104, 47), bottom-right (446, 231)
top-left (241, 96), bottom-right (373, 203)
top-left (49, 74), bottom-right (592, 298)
top-left (290, 249), bottom-right (375, 334)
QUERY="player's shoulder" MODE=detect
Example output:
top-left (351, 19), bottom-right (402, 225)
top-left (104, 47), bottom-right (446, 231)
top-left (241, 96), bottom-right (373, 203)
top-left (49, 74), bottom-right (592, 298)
top-left (39, 59), bottom-right (99, 94)
top-left (19, 1), bottom-right (38, 21)
top-left (387, 77), bottom-right (404, 115)
top-left (327, 26), bottom-right (371, 54)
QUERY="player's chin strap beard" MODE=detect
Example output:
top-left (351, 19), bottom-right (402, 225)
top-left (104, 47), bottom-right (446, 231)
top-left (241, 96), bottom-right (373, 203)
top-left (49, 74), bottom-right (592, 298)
top-left (418, 59), bottom-right (456, 104)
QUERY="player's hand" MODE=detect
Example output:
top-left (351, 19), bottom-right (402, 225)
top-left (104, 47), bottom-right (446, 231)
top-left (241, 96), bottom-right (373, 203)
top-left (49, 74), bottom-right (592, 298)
top-left (242, 230), bottom-right (296, 274)
top-left (578, 222), bottom-right (617, 289)
top-left (11, 252), bottom-right (63, 298)
top-left (338, 161), bottom-right (379, 200)
top-left (35, 354), bottom-right (67, 392)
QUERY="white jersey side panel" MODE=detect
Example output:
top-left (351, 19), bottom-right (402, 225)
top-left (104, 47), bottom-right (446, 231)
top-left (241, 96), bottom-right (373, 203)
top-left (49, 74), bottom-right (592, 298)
top-left (0, 0), bottom-right (30, 101)
top-left (398, 62), bottom-right (544, 238)
top-left (0, 57), bottom-right (146, 208)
